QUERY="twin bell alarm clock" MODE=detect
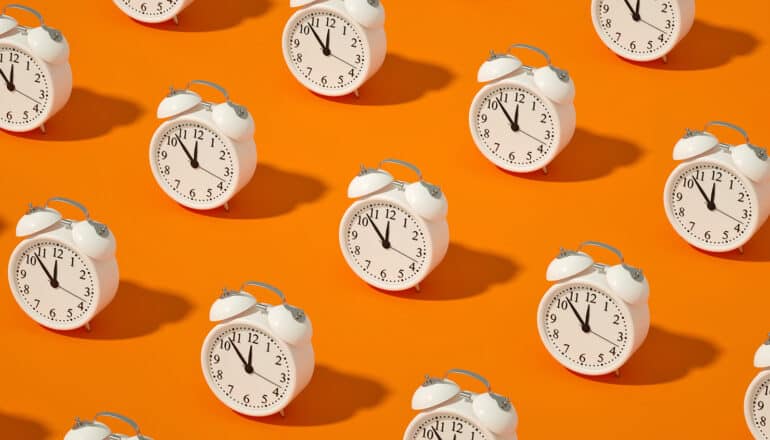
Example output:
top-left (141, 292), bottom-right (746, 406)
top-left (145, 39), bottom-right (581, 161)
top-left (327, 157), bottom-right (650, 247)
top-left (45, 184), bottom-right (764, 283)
top-left (65, 411), bottom-right (152, 440)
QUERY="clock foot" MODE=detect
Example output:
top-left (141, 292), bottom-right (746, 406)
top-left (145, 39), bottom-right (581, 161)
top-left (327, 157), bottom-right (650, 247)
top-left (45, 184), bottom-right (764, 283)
top-left (739, 246), bottom-right (745, 254)
top-left (40, 123), bottom-right (46, 134)
top-left (542, 166), bottom-right (548, 175)
top-left (85, 322), bottom-right (91, 332)
top-left (173, 15), bottom-right (179, 25)
top-left (662, 55), bottom-right (668, 64)
top-left (224, 202), bottom-right (230, 212)
top-left (614, 369), bottom-right (620, 377)
top-left (354, 89), bottom-right (360, 98)
top-left (279, 410), bottom-right (285, 417)
top-left (415, 283), bottom-right (421, 292)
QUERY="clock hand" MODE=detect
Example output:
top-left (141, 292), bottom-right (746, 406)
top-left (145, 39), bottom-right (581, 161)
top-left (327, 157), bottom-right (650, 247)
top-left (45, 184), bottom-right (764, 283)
top-left (639, 18), bottom-right (666, 34)
top-left (517, 128), bottom-right (547, 146)
top-left (53, 259), bottom-right (58, 285)
top-left (12, 88), bottom-right (42, 105)
top-left (247, 344), bottom-right (253, 369)
top-left (34, 255), bottom-right (58, 288)
top-left (691, 177), bottom-right (715, 210)
top-left (192, 141), bottom-right (199, 168)
top-left (714, 208), bottom-right (745, 225)
top-left (566, 299), bottom-right (588, 330)
top-left (58, 285), bottom-right (87, 303)
top-left (431, 427), bottom-right (444, 440)
top-left (228, 336), bottom-right (253, 373)
top-left (623, 0), bottom-right (640, 20)
top-left (366, 214), bottom-right (389, 249)
top-left (308, 23), bottom-right (330, 56)
top-left (325, 28), bottom-right (330, 54)
top-left (513, 103), bottom-right (520, 130)
top-left (0, 67), bottom-right (10, 90)
top-left (584, 304), bottom-right (591, 332)
top-left (385, 220), bottom-right (390, 245)
top-left (9, 63), bottom-right (13, 88)
top-left (198, 165), bottom-right (226, 183)
top-left (175, 134), bottom-right (197, 168)
top-left (635, 0), bottom-right (641, 18)
top-left (330, 53), bottom-right (356, 69)
top-left (495, 97), bottom-right (517, 131)
top-left (591, 330), bottom-right (620, 347)
top-left (251, 370), bottom-right (282, 388)
top-left (390, 246), bottom-right (419, 263)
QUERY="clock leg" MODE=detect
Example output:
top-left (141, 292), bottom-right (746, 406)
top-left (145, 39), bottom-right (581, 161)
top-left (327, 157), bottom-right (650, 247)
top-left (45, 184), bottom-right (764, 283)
top-left (662, 55), bottom-right (668, 64)
top-left (173, 15), bottom-right (179, 25)
top-left (542, 165), bottom-right (549, 175)
top-left (40, 123), bottom-right (46, 134)
top-left (415, 283), bottom-right (421, 292)
top-left (354, 89), bottom-right (360, 99)
top-left (224, 202), bottom-right (230, 212)
top-left (614, 369), bottom-right (620, 377)
top-left (85, 322), bottom-right (91, 332)
top-left (739, 246), bottom-right (745, 254)
top-left (280, 410), bottom-right (285, 417)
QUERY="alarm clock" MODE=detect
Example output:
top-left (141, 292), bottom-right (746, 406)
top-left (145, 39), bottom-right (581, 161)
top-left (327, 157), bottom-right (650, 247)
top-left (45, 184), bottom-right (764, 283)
top-left (745, 334), bottom-right (770, 439)
top-left (282, 0), bottom-right (387, 97)
top-left (663, 121), bottom-right (770, 253)
top-left (404, 369), bottom-right (518, 440)
top-left (469, 44), bottom-right (576, 174)
top-left (65, 411), bottom-right (152, 440)
top-left (537, 241), bottom-right (650, 376)
top-left (591, 0), bottom-right (695, 62)
top-left (8, 197), bottom-right (119, 331)
top-left (339, 158), bottom-right (449, 292)
top-left (0, 4), bottom-right (71, 133)
top-left (201, 281), bottom-right (314, 417)
top-left (112, 0), bottom-right (194, 24)
top-left (149, 80), bottom-right (257, 211)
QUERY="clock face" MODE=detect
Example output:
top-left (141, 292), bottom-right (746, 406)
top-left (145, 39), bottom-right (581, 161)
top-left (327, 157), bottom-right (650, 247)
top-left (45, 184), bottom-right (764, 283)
top-left (284, 8), bottom-right (368, 94)
top-left (594, 0), bottom-right (680, 60)
top-left (407, 414), bottom-right (488, 440)
top-left (666, 162), bottom-right (755, 250)
top-left (116, 0), bottom-right (180, 18)
top-left (203, 323), bottom-right (294, 414)
top-left (151, 121), bottom-right (237, 209)
top-left (341, 200), bottom-right (430, 289)
top-left (471, 84), bottom-right (558, 172)
top-left (10, 239), bottom-right (97, 328)
top-left (540, 284), bottom-right (631, 373)
top-left (747, 373), bottom-right (770, 439)
top-left (0, 46), bottom-right (51, 129)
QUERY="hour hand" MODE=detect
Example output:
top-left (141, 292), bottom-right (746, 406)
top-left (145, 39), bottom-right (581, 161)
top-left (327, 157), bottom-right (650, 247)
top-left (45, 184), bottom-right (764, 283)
top-left (0, 67), bottom-right (9, 89)
top-left (692, 177), bottom-right (715, 210)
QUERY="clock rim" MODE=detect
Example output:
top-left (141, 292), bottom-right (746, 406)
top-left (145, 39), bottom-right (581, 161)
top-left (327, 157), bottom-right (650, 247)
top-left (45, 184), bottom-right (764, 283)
top-left (537, 279), bottom-right (636, 376)
top-left (402, 409), bottom-right (496, 440)
top-left (200, 318), bottom-right (299, 417)
top-left (745, 369), bottom-right (770, 440)
top-left (0, 42), bottom-right (55, 132)
top-left (111, 0), bottom-right (190, 24)
top-left (149, 116), bottom-right (241, 211)
top-left (590, 0), bottom-right (685, 62)
top-left (663, 159), bottom-right (760, 253)
top-left (7, 235), bottom-right (101, 331)
top-left (338, 196), bottom-right (434, 291)
top-left (469, 79), bottom-right (563, 173)
top-left (282, 3), bottom-right (373, 97)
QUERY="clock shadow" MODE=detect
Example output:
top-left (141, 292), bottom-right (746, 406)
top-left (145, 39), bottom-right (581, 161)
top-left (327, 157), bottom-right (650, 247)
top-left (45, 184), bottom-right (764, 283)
top-left (378, 242), bottom-right (518, 301)
top-left (624, 20), bottom-right (759, 71)
top-left (135, 0), bottom-right (272, 32)
top-left (5, 87), bottom-right (142, 142)
top-left (511, 128), bottom-right (642, 183)
top-left (0, 412), bottom-right (49, 439)
top-left (189, 164), bottom-right (327, 219)
top-left (696, 224), bottom-right (770, 262)
top-left (321, 54), bottom-right (454, 106)
top-left (242, 365), bottom-right (387, 426)
top-left (580, 326), bottom-right (719, 385)
top-left (60, 280), bottom-right (192, 340)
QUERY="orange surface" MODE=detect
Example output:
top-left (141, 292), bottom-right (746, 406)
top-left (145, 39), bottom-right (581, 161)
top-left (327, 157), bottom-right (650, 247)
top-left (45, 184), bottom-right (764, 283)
top-left (0, 0), bottom-right (769, 438)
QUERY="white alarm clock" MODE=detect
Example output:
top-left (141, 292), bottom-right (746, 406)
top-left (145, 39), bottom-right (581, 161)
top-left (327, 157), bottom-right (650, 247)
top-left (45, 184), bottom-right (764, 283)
top-left (537, 241), bottom-right (650, 376)
top-left (0, 4), bottom-right (71, 133)
top-left (591, 0), bottom-right (695, 62)
top-left (149, 80), bottom-right (257, 211)
top-left (339, 159), bottom-right (449, 292)
top-left (201, 281), bottom-right (314, 417)
top-left (65, 411), bottom-right (152, 440)
top-left (404, 369), bottom-right (518, 440)
top-left (282, 0), bottom-right (386, 97)
top-left (745, 334), bottom-right (770, 439)
top-left (8, 197), bottom-right (119, 331)
top-left (469, 44), bottom-right (576, 174)
top-left (664, 121), bottom-right (770, 254)
top-left (112, 0), bottom-right (194, 24)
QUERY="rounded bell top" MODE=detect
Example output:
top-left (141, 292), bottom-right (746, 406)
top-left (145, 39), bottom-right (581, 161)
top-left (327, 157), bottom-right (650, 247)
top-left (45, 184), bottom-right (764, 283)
top-left (606, 264), bottom-right (649, 305)
top-left (71, 220), bottom-right (116, 260)
top-left (16, 206), bottom-right (61, 237)
top-left (0, 14), bottom-right (18, 37)
top-left (157, 90), bottom-right (202, 119)
top-left (673, 131), bottom-right (718, 161)
top-left (344, 0), bottom-right (385, 28)
top-left (477, 54), bottom-right (522, 83)
top-left (347, 167), bottom-right (394, 198)
top-left (404, 181), bottom-right (447, 221)
top-left (533, 65), bottom-right (575, 104)
top-left (290, 0), bottom-right (318, 7)
top-left (411, 377), bottom-right (461, 411)
top-left (212, 102), bottom-right (255, 142)
top-left (64, 421), bottom-right (110, 440)
top-left (210, 290), bottom-right (257, 322)
top-left (472, 392), bottom-right (518, 435)
top-left (546, 251), bottom-right (594, 282)
top-left (267, 304), bottom-right (313, 346)
top-left (732, 143), bottom-right (770, 183)
top-left (754, 336), bottom-right (770, 368)
top-left (27, 26), bottom-right (69, 65)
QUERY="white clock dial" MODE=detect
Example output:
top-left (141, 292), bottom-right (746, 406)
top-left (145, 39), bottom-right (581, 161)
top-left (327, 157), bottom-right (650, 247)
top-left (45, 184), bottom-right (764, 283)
top-left (747, 374), bottom-right (770, 439)
top-left (10, 240), bottom-right (96, 326)
top-left (541, 284), bottom-right (630, 372)
top-left (204, 324), bottom-right (293, 412)
top-left (594, 0), bottom-right (679, 59)
top-left (667, 163), bottom-right (754, 248)
top-left (472, 85), bottom-right (558, 171)
top-left (0, 46), bottom-right (51, 129)
top-left (117, 0), bottom-right (179, 17)
top-left (285, 9), bottom-right (368, 92)
top-left (341, 201), bottom-right (429, 288)
top-left (151, 121), bottom-right (237, 208)
top-left (408, 414), bottom-right (488, 440)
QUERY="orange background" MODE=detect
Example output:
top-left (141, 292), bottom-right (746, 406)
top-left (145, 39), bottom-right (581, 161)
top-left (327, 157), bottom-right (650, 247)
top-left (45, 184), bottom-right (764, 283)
top-left (0, 0), bottom-right (769, 438)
